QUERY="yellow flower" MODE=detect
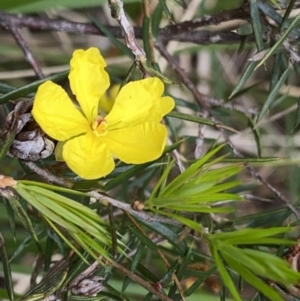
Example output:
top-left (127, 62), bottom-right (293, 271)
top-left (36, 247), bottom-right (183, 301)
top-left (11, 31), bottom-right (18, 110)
top-left (32, 47), bottom-right (175, 180)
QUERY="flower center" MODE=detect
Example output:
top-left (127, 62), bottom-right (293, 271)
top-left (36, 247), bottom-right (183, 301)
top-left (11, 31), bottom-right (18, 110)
top-left (91, 116), bottom-right (108, 137)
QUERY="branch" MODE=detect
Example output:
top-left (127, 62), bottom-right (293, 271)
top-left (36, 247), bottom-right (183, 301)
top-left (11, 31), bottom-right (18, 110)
top-left (89, 190), bottom-right (183, 227)
top-left (0, 9), bottom-right (255, 45)
top-left (9, 25), bottom-right (44, 79)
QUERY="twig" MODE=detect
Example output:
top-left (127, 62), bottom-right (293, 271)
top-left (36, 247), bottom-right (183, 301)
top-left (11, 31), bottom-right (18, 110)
top-left (160, 30), bottom-right (256, 45)
top-left (110, 260), bottom-right (174, 301)
top-left (108, 0), bottom-right (146, 63)
top-left (159, 3), bottom-right (250, 37)
top-left (156, 41), bottom-right (208, 111)
top-left (89, 190), bottom-right (183, 227)
top-left (0, 9), bottom-right (255, 45)
top-left (167, 137), bottom-right (185, 173)
top-left (9, 25), bottom-right (45, 79)
top-left (220, 127), bottom-right (300, 220)
top-left (21, 161), bottom-right (72, 187)
top-left (204, 96), bottom-right (259, 116)
top-left (30, 254), bottom-right (44, 288)
top-left (195, 122), bottom-right (207, 160)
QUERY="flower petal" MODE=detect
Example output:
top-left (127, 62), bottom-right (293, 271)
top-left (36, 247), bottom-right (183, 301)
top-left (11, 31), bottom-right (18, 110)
top-left (69, 47), bottom-right (110, 123)
top-left (63, 132), bottom-right (115, 179)
top-left (32, 81), bottom-right (90, 141)
top-left (104, 122), bottom-right (167, 164)
top-left (106, 77), bottom-right (174, 129)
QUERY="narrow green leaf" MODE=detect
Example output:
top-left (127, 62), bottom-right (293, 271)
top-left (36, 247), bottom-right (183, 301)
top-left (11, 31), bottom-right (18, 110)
top-left (255, 13), bottom-right (300, 69)
top-left (152, 192), bottom-right (241, 206)
top-left (152, 1), bottom-right (163, 38)
top-left (0, 81), bottom-right (31, 95)
top-left (142, 16), bottom-right (152, 62)
top-left (269, 53), bottom-right (282, 92)
top-left (0, 70), bottom-right (69, 104)
top-left (209, 227), bottom-right (290, 243)
top-left (229, 61), bottom-right (258, 98)
top-left (248, 117), bottom-right (262, 157)
top-left (173, 205), bottom-right (233, 213)
top-left (135, 218), bottom-right (186, 254)
top-left (0, 233), bottom-right (14, 301)
top-left (292, 100), bottom-right (300, 132)
top-left (129, 228), bottom-right (158, 251)
top-left (210, 245), bottom-right (241, 301)
top-left (159, 0), bottom-right (172, 22)
top-left (19, 180), bottom-right (88, 197)
top-left (223, 253), bottom-right (284, 301)
top-left (149, 161), bottom-right (174, 201)
top-left (214, 157), bottom-right (279, 163)
top-left (185, 267), bottom-right (217, 296)
top-left (0, 130), bottom-right (16, 162)
top-left (161, 258), bottom-right (179, 283)
top-left (257, 67), bottom-right (290, 122)
top-left (257, 2), bottom-right (282, 25)
top-left (150, 209), bottom-right (203, 231)
top-left (250, 0), bottom-right (264, 51)
top-left (1, 199), bottom-right (16, 241)
top-left (5, 189), bottom-right (42, 252)
top-left (279, 0), bottom-right (297, 30)
top-left (161, 144), bottom-right (225, 196)
top-left (168, 111), bottom-right (237, 132)
top-left (122, 243), bottom-right (145, 291)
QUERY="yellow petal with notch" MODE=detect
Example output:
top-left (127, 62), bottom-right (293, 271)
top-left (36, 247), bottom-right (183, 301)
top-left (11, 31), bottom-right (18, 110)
top-left (32, 81), bottom-right (90, 141)
top-left (106, 78), bottom-right (174, 130)
top-left (69, 47), bottom-right (110, 123)
top-left (104, 122), bottom-right (167, 164)
top-left (62, 132), bottom-right (115, 179)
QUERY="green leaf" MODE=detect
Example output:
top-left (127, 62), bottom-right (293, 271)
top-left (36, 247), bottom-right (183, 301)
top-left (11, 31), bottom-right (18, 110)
top-left (14, 183), bottom-right (112, 260)
top-left (158, 0), bottom-right (172, 22)
top-left (209, 227), bottom-right (291, 244)
top-left (229, 61), bottom-right (258, 98)
top-left (161, 144), bottom-right (225, 196)
top-left (222, 252), bottom-right (284, 301)
top-left (0, 70), bottom-right (69, 104)
top-left (255, 13), bottom-right (300, 69)
top-left (129, 228), bottom-right (158, 251)
top-left (292, 100), bottom-right (300, 132)
top-left (168, 111), bottom-right (237, 132)
top-left (18, 180), bottom-right (88, 197)
top-left (142, 16), bottom-right (152, 62)
top-left (257, 67), bottom-right (290, 122)
top-left (1, 0), bottom-right (138, 12)
top-left (150, 209), bottom-right (203, 232)
top-left (269, 53), bottom-right (282, 92)
top-left (250, 0), bottom-right (264, 51)
top-left (3, 190), bottom-right (42, 253)
top-left (122, 243), bottom-right (145, 291)
top-left (152, 1), bottom-right (163, 38)
top-left (210, 245), bottom-right (242, 301)
top-left (279, 0), bottom-right (297, 30)
top-left (185, 267), bottom-right (217, 296)
top-left (0, 233), bottom-right (14, 301)
top-left (127, 217), bottom-right (186, 254)
top-left (248, 117), bottom-right (262, 157)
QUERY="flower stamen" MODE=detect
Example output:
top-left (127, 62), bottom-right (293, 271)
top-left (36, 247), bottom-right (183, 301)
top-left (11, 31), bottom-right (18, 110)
top-left (92, 117), bottom-right (108, 137)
